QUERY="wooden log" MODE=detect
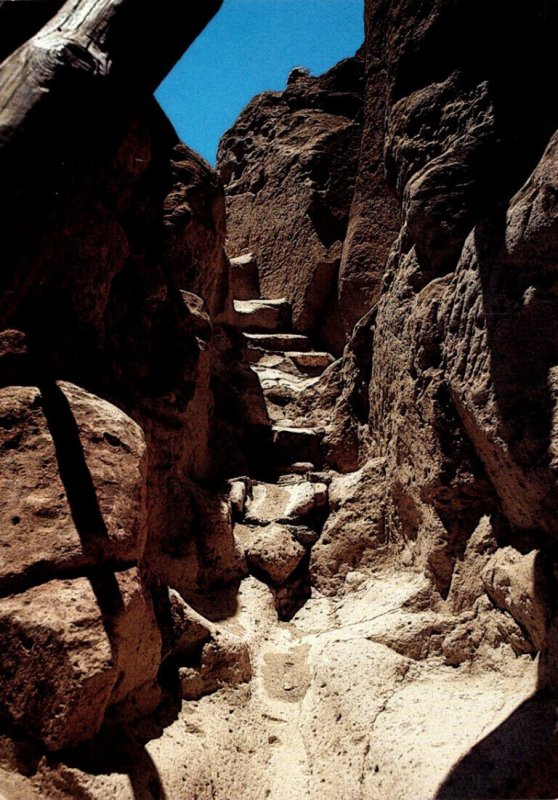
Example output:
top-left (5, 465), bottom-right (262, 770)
top-left (0, 0), bottom-right (222, 322)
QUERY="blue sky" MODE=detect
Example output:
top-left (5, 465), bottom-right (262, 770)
top-left (155, 0), bottom-right (364, 164)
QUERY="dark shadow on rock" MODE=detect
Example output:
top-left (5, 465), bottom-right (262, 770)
top-left (52, 722), bottom-right (172, 800)
top-left (186, 580), bottom-right (241, 623)
top-left (38, 379), bottom-right (126, 624)
top-left (435, 689), bottom-right (558, 799)
top-left (210, 325), bottom-right (274, 480)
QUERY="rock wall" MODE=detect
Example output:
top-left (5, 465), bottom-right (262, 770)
top-left (218, 54), bottom-right (371, 354)
top-left (312, 0), bottom-right (558, 672)
top-left (4, 0), bottom-right (558, 795)
top-left (0, 0), bottom-right (253, 751)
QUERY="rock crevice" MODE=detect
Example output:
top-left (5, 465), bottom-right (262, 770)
top-left (3, 0), bottom-right (558, 797)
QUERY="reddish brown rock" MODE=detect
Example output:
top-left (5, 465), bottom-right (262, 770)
top-left (0, 578), bottom-right (115, 751)
top-left (0, 568), bottom-right (161, 751)
top-left (0, 383), bottom-right (147, 593)
top-left (0, 0), bottom-right (251, 759)
top-left (315, 0), bottom-right (558, 619)
top-left (218, 55), bottom-right (365, 354)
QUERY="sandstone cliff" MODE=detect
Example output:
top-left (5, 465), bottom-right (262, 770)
top-left (218, 53), bottom-right (372, 355)
top-left (3, 0), bottom-right (558, 798)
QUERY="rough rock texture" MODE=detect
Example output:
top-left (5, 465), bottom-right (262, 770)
top-left (0, 383), bottom-right (147, 593)
top-left (293, 0), bottom-right (558, 645)
top-left (6, 0), bottom-right (558, 797)
top-left (0, 0), bottom-right (239, 750)
top-left (0, 568), bottom-right (161, 751)
top-left (218, 55), bottom-right (368, 354)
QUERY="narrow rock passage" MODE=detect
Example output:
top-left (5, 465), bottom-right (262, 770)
top-left (141, 253), bottom-right (539, 800)
top-left (154, 254), bottom-right (543, 800)
top-left (231, 252), bottom-right (335, 470)
top-left (229, 252), bottom-right (336, 618)
top-left (9, 257), bottom-right (550, 800)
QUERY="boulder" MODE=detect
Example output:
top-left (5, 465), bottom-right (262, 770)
top-left (0, 567), bottom-right (161, 751)
top-left (0, 383), bottom-right (147, 593)
top-left (235, 522), bottom-right (306, 585)
top-left (482, 548), bottom-right (550, 651)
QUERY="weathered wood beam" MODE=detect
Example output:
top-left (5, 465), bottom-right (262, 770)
top-left (0, 0), bottom-right (222, 149)
top-left (0, 0), bottom-right (222, 321)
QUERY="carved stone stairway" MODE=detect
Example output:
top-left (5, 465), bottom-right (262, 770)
top-left (229, 252), bottom-right (336, 617)
top-left (231, 253), bottom-right (335, 474)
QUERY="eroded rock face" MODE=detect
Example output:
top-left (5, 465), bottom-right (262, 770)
top-left (0, 383), bottom-right (147, 593)
top-left (0, 0), bottom-right (238, 752)
top-left (281, 0), bottom-right (558, 633)
top-left (6, 0), bottom-right (558, 796)
top-left (218, 55), bottom-right (366, 354)
top-left (359, 0), bottom-right (558, 611)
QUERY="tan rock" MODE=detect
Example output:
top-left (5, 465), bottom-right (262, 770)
top-left (179, 629), bottom-right (251, 700)
top-left (311, 459), bottom-right (387, 594)
top-left (167, 588), bottom-right (211, 658)
top-left (106, 567), bottom-right (162, 713)
top-left (228, 477), bottom-right (250, 516)
top-left (286, 351), bottom-right (335, 375)
top-left (447, 515), bottom-right (498, 611)
top-left (237, 522), bottom-right (306, 585)
top-left (244, 480), bottom-right (327, 525)
top-left (482, 547), bottom-right (550, 651)
top-left (0, 577), bottom-right (115, 751)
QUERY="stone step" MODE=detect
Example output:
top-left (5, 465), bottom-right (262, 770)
top-left (272, 425), bottom-right (324, 469)
top-left (230, 253), bottom-right (260, 300)
top-left (260, 373), bottom-right (319, 422)
top-left (277, 462), bottom-right (315, 476)
top-left (286, 351), bottom-right (335, 373)
top-left (242, 332), bottom-right (312, 352)
top-left (233, 298), bottom-right (292, 332)
top-left (244, 480), bottom-right (328, 525)
top-left (250, 350), bottom-right (335, 377)
top-left (252, 366), bottom-right (319, 406)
